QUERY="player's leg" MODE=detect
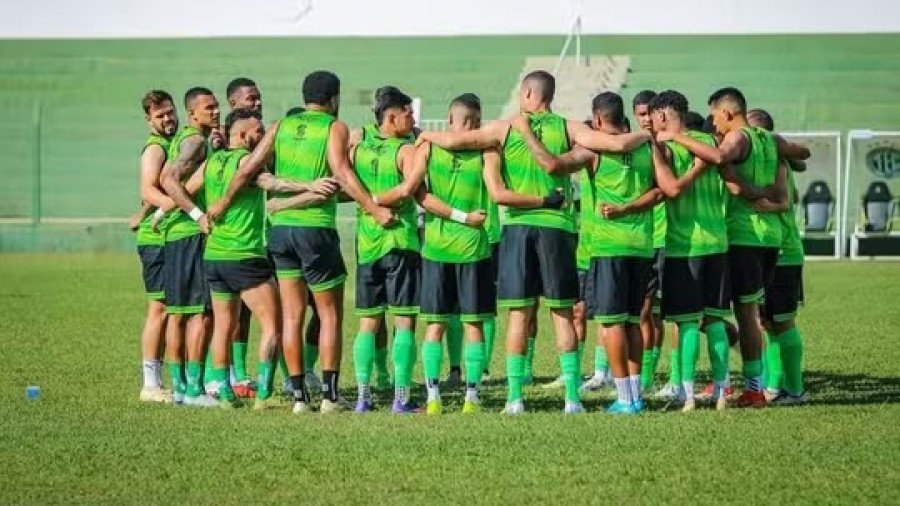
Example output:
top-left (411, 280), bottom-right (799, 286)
top-left (385, 250), bottom-right (421, 413)
top-left (310, 285), bottom-right (344, 411)
top-left (590, 257), bottom-right (636, 414)
top-left (228, 303), bottom-right (254, 397)
top-left (208, 291), bottom-right (240, 406)
top-left (422, 321), bottom-right (447, 414)
top-left (172, 234), bottom-right (213, 406)
top-left (278, 277), bottom-right (311, 410)
top-left (482, 243), bottom-right (500, 380)
top-left (625, 257), bottom-right (652, 412)
top-left (523, 303), bottom-right (538, 385)
top-left (303, 292), bottom-right (323, 392)
top-left (444, 315), bottom-right (463, 387)
top-left (458, 257), bottom-right (495, 413)
top-left (374, 324), bottom-right (391, 389)
top-left (700, 253), bottom-right (733, 411)
top-left (661, 256), bottom-right (705, 411)
top-left (729, 246), bottom-right (768, 407)
top-left (544, 270), bottom-right (588, 391)
top-left (763, 265), bottom-right (807, 404)
top-left (240, 277), bottom-right (284, 410)
top-left (138, 244), bottom-right (169, 402)
top-left (420, 259), bottom-right (455, 414)
top-left (353, 259), bottom-right (385, 412)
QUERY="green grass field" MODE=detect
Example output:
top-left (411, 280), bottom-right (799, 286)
top-left (1, 254), bottom-right (898, 503)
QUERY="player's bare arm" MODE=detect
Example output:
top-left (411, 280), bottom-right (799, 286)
top-left (568, 120), bottom-right (651, 154)
top-left (664, 128), bottom-right (748, 166)
top-left (266, 192), bottom-right (329, 214)
top-left (375, 143), bottom-right (426, 207)
top-left (417, 120), bottom-right (507, 151)
top-left (600, 187), bottom-right (665, 219)
top-left (141, 144), bottom-right (176, 210)
top-left (206, 121), bottom-right (279, 221)
top-left (413, 179), bottom-right (485, 228)
top-left (328, 120), bottom-right (396, 227)
top-left (651, 140), bottom-right (711, 198)
top-left (160, 134), bottom-right (206, 215)
top-left (129, 202), bottom-right (154, 231)
top-left (508, 114), bottom-right (593, 175)
top-left (774, 134), bottom-right (811, 161)
top-left (482, 148), bottom-right (544, 209)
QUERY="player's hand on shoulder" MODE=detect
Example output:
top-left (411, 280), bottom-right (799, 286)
top-left (509, 113), bottom-right (530, 134)
top-left (128, 211), bottom-right (143, 232)
top-left (465, 210), bottom-right (487, 228)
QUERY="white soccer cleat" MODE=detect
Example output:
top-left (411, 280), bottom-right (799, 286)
top-left (139, 387), bottom-right (172, 404)
top-left (563, 401), bottom-right (585, 414)
top-left (579, 373), bottom-right (609, 393)
top-left (653, 383), bottom-right (680, 401)
top-left (204, 380), bottom-right (221, 397)
top-left (682, 398), bottom-right (696, 413)
top-left (292, 401), bottom-right (312, 414)
top-left (502, 399), bottom-right (525, 415)
top-left (542, 375), bottom-right (567, 390)
top-left (182, 394), bottom-right (220, 408)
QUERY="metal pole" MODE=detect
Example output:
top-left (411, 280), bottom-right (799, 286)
top-left (835, 133), bottom-right (843, 258)
top-left (31, 102), bottom-right (42, 227)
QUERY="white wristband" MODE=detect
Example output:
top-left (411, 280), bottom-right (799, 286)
top-left (188, 207), bottom-right (204, 221)
top-left (152, 208), bottom-right (166, 220)
top-left (449, 209), bottom-right (468, 224)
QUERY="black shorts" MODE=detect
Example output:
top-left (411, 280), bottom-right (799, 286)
top-left (356, 249), bottom-right (420, 316)
top-left (661, 254), bottom-right (731, 322)
top-left (420, 258), bottom-right (496, 322)
top-left (588, 256), bottom-right (651, 325)
top-left (268, 226), bottom-right (347, 292)
top-left (761, 264), bottom-right (804, 323)
top-left (137, 245), bottom-right (165, 301)
top-left (646, 248), bottom-right (665, 299)
top-left (728, 245), bottom-right (779, 304)
top-left (205, 257), bottom-right (274, 300)
top-left (163, 234), bottom-right (209, 315)
top-left (497, 225), bottom-right (578, 309)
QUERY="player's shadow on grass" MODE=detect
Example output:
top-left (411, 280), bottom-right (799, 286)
top-left (803, 370), bottom-right (900, 406)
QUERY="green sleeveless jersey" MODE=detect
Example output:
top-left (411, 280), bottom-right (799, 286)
top-left (485, 198), bottom-right (501, 245)
top-left (163, 126), bottom-right (208, 242)
top-left (589, 144), bottom-right (655, 258)
top-left (421, 146), bottom-right (491, 263)
top-left (778, 169), bottom-right (804, 266)
top-left (203, 148), bottom-right (266, 261)
top-left (136, 133), bottom-right (171, 247)
top-left (664, 131), bottom-right (728, 257)
top-left (575, 168), bottom-right (595, 270)
top-left (270, 110), bottom-right (337, 228)
top-left (502, 112), bottom-right (575, 232)
top-left (727, 126), bottom-right (783, 247)
top-left (652, 204), bottom-right (666, 249)
top-left (353, 135), bottom-right (420, 264)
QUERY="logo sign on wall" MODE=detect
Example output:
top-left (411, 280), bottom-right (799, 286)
top-left (866, 147), bottom-right (900, 179)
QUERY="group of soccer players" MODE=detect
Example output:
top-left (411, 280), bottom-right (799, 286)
top-left (133, 68), bottom-right (811, 415)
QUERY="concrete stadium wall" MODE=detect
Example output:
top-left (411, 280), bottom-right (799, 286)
top-left (2, 0), bottom-right (898, 38)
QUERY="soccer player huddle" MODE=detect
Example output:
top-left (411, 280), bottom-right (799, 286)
top-left (133, 69), bottom-right (810, 415)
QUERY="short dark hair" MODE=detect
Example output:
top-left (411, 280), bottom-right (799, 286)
top-left (450, 93), bottom-right (481, 112)
top-left (591, 92), bottom-right (626, 129)
top-left (708, 87), bottom-right (747, 113)
top-left (373, 85), bottom-right (412, 124)
top-left (226, 77), bottom-right (257, 100)
top-left (747, 108), bottom-right (774, 131)
top-left (685, 111), bottom-right (705, 131)
top-left (184, 87), bottom-right (215, 109)
top-left (522, 70), bottom-right (555, 103)
top-left (302, 71), bottom-right (341, 106)
top-left (702, 114), bottom-right (716, 135)
top-left (142, 89), bottom-right (173, 114)
top-left (224, 107), bottom-right (262, 140)
top-left (632, 90), bottom-right (657, 109)
top-left (284, 106), bottom-right (305, 117)
top-left (648, 90), bottom-right (689, 116)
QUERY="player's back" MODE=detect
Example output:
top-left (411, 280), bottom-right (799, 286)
top-left (590, 144), bottom-right (655, 258)
top-left (203, 148), bottom-right (266, 260)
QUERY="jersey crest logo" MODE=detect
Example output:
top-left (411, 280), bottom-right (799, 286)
top-left (295, 123), bottom-right (307, 140)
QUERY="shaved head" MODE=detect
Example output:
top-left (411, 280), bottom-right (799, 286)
top-left (522, 70), bottom-right (555, 104)
top-left (708, 87), bottom-right (747, 115)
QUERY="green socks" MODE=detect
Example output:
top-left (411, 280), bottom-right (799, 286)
top-left (668, 347), bottom-right (682, 385)
top-left (464, 341), bottom-right (485, 385)
top-left (303, 343), bottom-right (319, 374)
top-left (524, 336), bottom-right (536, 380)
top-left (483, 317), bottom-right (496, 374)
top-left (559, 351), bottom-right (580, 403)
top-left (212, 366), bottom-right (235, 401)
top-left (167, 361), bottom-right (185, 394)
top-left (256, 359), bottom-right (275, 399)
top-left (705, 320), bottom-right (730, 383)
top-left (231, 341), bottom-right (248, 382)
top-left (764, 332), bottom-right (783, 391)
top-left (506, 353), bottom-right (526, 402)
top-left (743, 359), bottom-right (762, 392)
top-left (447, 316), bottom-right (463, 369)
top-left (594, 345), bottom-right (609, 373)
top-left (679, 322), bottom-right (700, 383)
top-left (185, 360), bottom-right (202, 397)
top-left (393, 328), bottom-right (415, 388)
top-left (422, 340), bottom-right (443, 382)
top-left (353, 331), bottom-right (376, 386)
top-left (775, 327), bottom-right (805, 395)
top-left (375, 345), bottom-right (390, 378)
top-left (640, 349), bottom-right (656, 389)
top-left (203, 347), bottom-right (215, 386)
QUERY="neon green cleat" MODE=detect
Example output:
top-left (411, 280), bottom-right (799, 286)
top-left (426, 400), bottom-right (442, 415)
top-left (462, 400), bottom-right (480, 414)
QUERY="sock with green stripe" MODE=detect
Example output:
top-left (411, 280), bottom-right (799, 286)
top-left (446, 316), bottom-right (463, 373)
top-left (506, 353), bottom-right (526, 403)
top-left (185, 360), bottom-right (203, 397)
top-left (482, 317), bottom-right (496, 374)
top-left (640, 348), bottom-right (656, 389)
top-left (524, 336), bottom-right (536, 381)
top-left (393, 328), bottom-right (415, 402)
top-left (764, 332), bottom-right (783, 392)
top-left (668, 347), bottom-right (682, 386)
top-left (203, 347), bottom-right (215, 388)
top-left (559, 351), bottom-right (581, 404)
top-left (231, 341), bottom-right (249, 383)
top-left (255, 359), bottom-right (275, 400)
top-left (678, 322), bottom-right (700, 399)
top-left (303, 343), bottom-right (319, 374)
top-left (353, 331), bottom-right (376, 399)
top-left (778, 327), bottom-right (805, 395)
top-left (167, 361), bottom-right (186, 395)
top-left (743, 359), bottom-right (763, 392)
top-left (375, 345), bottom-right (390, 379)
top-left (464, 341), bottom-right (485, 385)
top-left (213, 366), bottom-right (236, 402)
top-left (704, 320), bottom-right (731, 389)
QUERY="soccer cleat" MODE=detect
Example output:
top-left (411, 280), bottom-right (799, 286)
top-left (443, 369), bottom-right (462, 389)
top-left (481, 371), bottom-right (491, 382)
top-left (682, 398), bottom-right (696, 412)
top-left (306, 373), bottom-right (324, 393)
top-left (426, 400), bottom-right (443, 415)
top-left (354, 398), bottom-right (375, 413)
top-left (376, 371), bottom-right (393, 390)
top-left (182, 394), bottom-right (220, 408)
top-left (770, 391), bottom-right (810, 407)
top-left (579, 373), bottom-right (610, 393)
top-left (632, 399), bottom-right (646, 413)
top-left (462, 400), bottom-right (480, 414)
top-left (736, 390), bottom-right (767, 408)
top-left (715, 395), bottom-right (728, 411)
top-left (605, 400), bottom-right (637, 415)
top-left (698, 383), bottom-right (735, 402)
top-left (653, 383), bottom-right (681, 401)
top-left (232, 382), bottom-right (256, 399)
top-left (542, 375), bottom-right (567, 390)
top-left (563, 401), bottom-right (585, 414)
top-left (764, 388), bottom-right (782, 403)
top-left (291, 401), bottom-right (312, 414)
top-left (139, 387), bottom-right (172, 404)
top-left (320, 398), bottom-right (348, 414)
top-left (502, 399), bottom-right (525, 415)
top-left (253, 396), bottom-right (288, 411)
top-left (204, 380), bottom-right (221, 397)
top-left (391, 399), bottom-right (421, 414)
top-left (172, 390), bottom-right (185, 405)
